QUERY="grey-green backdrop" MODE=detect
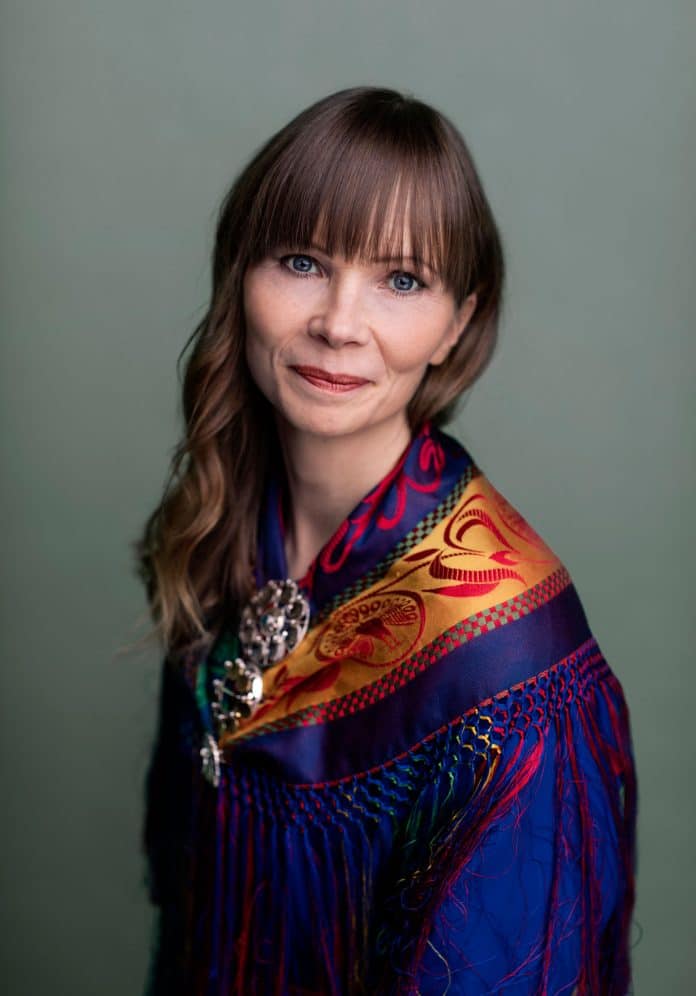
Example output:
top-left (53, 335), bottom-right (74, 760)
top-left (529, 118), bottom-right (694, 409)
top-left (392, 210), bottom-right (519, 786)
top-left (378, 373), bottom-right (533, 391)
top-left (2, 1), bottom-right (693, 993)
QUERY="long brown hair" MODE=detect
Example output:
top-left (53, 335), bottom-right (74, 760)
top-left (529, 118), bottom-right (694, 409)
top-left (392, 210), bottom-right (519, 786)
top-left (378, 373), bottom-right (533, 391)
top-left (133, 86), bottom-right (506, 660)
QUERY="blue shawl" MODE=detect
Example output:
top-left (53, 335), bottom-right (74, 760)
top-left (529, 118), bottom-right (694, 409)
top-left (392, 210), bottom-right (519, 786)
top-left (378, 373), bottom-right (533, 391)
top-left (144, 422), bottom-right (637, 994)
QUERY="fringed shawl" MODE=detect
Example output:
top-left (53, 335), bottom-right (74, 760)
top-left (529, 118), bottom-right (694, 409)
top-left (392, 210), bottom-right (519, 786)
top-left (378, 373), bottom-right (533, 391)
top-left (144, 423), bottom-right (637, 994)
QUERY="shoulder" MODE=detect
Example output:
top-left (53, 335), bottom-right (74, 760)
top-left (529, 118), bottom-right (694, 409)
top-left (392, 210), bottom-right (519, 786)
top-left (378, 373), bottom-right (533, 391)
top-left (383, 456), bottom-right (601, 716)
top-left (414, 456), bottom-right (587, 642)
top-left (443, 460), bottom-right (566, 577)
top-left (427, 429), bottom-right (571, 604)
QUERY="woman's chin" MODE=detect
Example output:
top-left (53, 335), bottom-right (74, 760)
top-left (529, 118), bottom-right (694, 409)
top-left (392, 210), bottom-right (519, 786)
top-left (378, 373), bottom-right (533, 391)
top-left (279, 411), bottom-right (369, 440)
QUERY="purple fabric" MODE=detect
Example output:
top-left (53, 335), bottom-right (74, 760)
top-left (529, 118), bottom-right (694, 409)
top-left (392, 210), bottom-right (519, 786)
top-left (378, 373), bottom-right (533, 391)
top-left (144, 425), bottom-right (638, 995)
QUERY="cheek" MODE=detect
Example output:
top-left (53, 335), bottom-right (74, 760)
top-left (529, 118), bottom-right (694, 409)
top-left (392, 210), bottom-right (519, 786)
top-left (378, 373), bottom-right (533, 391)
top-left (243, 275), bottom-right (297, 359)
top-left (243, 269), bottom-right (279, 337)
top-left (243, 312), bottom-right (277, 405)
top-left (380, 324), bottom-right (451, 375)
top-left (243, 283), bottom-right (278, 365)
top-left (245, 330), bottom-right (273, 395)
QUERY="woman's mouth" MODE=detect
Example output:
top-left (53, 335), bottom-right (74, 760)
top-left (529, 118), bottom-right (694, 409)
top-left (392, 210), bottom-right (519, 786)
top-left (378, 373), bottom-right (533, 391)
top-left (291, 366), bottom-right (370, 393)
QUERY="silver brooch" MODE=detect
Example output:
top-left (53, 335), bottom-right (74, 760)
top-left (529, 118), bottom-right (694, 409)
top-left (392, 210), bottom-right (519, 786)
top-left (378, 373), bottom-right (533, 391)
top-left (204, 580), bottom-right (310, 780)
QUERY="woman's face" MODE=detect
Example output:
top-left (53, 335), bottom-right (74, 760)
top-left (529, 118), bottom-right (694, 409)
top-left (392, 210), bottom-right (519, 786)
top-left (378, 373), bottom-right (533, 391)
top-left (242, 227), bottom-right (477, 445)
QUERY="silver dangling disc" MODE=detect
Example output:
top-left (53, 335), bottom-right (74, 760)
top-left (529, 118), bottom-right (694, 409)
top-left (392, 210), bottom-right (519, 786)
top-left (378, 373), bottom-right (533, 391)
top-left (200, 732), bottom-right (221, 788)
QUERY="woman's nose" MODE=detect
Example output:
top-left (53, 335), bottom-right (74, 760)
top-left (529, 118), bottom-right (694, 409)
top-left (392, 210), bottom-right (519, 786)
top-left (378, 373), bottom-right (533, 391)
top-left (308, 275), bottom-right (370, 348)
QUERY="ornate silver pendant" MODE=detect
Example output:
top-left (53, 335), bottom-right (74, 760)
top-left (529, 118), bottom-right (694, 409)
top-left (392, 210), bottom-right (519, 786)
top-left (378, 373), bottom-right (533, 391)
top-left (207, 580), bottom-right (310, 765)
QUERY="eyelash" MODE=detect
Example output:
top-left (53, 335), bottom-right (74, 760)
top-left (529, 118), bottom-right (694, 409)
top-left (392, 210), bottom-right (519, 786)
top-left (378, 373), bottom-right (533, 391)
top-left (278, 253), bottom-right (428, 298)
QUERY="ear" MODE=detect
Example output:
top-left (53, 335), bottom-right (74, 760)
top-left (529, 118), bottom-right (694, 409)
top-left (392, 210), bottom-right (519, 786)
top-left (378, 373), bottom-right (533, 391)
top-left (429, 292), bottom-right (478, 367)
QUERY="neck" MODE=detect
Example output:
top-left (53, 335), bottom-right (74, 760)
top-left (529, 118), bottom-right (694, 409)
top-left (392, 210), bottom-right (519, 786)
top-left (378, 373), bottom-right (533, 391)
top-left (276, 416), bottom-right (413, 580)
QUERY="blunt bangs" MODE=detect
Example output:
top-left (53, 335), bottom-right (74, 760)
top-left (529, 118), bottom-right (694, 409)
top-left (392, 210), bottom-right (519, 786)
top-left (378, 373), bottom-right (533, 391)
top-left (243, 97), bottom-right (477, 305)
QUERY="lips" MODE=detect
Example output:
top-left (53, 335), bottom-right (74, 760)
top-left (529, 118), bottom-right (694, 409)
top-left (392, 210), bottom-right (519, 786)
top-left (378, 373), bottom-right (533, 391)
top-left (291, 365), bottom-right (370, 391)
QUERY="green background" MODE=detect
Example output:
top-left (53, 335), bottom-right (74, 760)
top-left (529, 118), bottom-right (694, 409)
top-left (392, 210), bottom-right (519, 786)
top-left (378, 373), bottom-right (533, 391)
top-left (2, 1), bottom-right (693, 992)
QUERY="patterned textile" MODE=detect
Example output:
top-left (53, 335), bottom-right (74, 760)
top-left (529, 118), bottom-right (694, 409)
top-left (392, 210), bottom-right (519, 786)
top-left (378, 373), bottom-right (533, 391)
top-left (143, 423), bottom-right (637, 995)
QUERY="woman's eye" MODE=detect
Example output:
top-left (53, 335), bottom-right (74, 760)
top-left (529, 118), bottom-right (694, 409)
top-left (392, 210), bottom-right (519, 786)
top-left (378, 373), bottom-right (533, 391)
top-left (281, 253), bottom-right (319, 276)
top-left (388, 271), bottom-right (425, 296)
top-left (279, 255), bottom-right (425, 296)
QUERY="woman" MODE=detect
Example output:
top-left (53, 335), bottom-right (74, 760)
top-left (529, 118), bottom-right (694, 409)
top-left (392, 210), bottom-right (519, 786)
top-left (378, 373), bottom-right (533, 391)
top-left (137, 86), bottom-right (637, 994)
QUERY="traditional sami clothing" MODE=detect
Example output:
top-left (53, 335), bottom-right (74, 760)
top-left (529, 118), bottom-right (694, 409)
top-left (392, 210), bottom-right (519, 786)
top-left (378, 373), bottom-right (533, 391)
top-left (143, 422), bottom-right (637, 995)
